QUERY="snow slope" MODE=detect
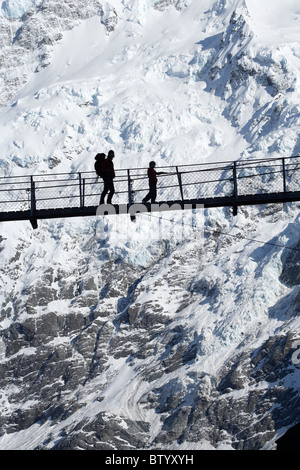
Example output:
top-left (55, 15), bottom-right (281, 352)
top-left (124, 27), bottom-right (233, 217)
top-left (1, 0), bottom-right (250, 177)
top-left (246, 0), bottom-right (300, 45)
top-left (0, 0), bottom-right (299, 451)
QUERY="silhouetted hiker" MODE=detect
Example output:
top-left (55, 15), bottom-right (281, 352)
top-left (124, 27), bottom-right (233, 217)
top-left (100, 150), bottom-right (115, 204)
top-left (142, 161), bottom-right (166, 204)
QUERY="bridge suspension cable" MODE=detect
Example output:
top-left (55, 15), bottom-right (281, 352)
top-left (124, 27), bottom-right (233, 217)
top-left (141, 211), bottom-right (300, 253)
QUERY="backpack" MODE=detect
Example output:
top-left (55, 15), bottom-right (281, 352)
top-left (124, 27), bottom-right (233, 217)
top-left (94, 153), bottom-right (107, 178)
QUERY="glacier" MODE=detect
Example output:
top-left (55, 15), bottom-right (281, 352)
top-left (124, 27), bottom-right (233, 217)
top-left (0, 0), bottom-right (299, 451)
top-left (1, 0), bottom-right (38, 19)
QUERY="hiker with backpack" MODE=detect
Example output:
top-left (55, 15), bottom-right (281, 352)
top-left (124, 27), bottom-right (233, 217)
top-left (142, 161), bottom-right (167, 204)
top-left (95, 150), bottom-right (116, 205)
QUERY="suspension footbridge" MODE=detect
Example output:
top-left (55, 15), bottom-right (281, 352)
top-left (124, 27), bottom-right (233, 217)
top-left (0, 156), bottom-right (299, 229)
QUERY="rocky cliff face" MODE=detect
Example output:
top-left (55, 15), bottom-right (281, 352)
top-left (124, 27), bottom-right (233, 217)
top-left (0, 207), bottom-right (299, 450)
top-left (0, 0), bottom-right (300, 450)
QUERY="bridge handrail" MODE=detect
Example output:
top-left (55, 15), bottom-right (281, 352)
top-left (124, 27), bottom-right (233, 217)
top-left (1, 154), bottom-right (299, 182)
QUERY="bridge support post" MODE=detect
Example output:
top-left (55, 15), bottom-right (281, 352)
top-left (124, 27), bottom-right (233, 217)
top-left (127, 169), bottom-right (136, 221)
top-left (282, 158), bottom-right (287, 193)
top-left (29, 176), bottom-right (38, 229)
top-left (232, 162), bottom-right (238, 216)
top-left (79, 173), bottom-right (84, 207)
top-left (82, 178), bottom-right (86, 208)
top-left (176, 166), bottom-right (184, 201)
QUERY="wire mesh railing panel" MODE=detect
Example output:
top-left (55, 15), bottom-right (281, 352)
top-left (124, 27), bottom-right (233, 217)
top-left (128, 168), bottom-right (147, 203)
top-left (131, 176), bottom-right (149, 203)
top-left (157, 172), bottom-right (182, 202)
top-left (0, 177), bottom-right (31, 212)
top-left (35, 181), bottom-right (81, 209)
top-left (33, 173), bottom-right (80, 210)
top-left (236, 163), bottom-right (284, 195)
top-left (214, 166), bottom-right (234, 198)
top-left (212, 167), bottom-right (234, 198)
top-left (180, 166), bottom-right (233, 200)
top-left (285, 159), bottom-right (300, 192)
top-left (112, 177), bottom-right (130, 205)
top-left (82, 178), bottom-right (101, 207)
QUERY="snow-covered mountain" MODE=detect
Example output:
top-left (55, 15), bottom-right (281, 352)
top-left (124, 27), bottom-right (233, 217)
top-left (0, 0), bottom-right (300, 450)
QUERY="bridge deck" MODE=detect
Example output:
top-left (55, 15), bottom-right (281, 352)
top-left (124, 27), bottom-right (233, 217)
top-left (0, 156), bottom-right (299, 229)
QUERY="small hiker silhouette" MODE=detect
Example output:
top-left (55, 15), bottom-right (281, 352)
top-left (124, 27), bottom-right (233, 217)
top-left (142, 161), bottom-right (167, 204)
